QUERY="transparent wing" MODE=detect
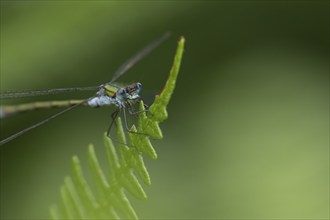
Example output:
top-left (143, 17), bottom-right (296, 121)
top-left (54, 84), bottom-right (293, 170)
top-left (1, 33), bottom-right (170, 100)
top-left (0, 86), bottom-right (99, 99)
top-left (110, 32), bottom-right (171, 83)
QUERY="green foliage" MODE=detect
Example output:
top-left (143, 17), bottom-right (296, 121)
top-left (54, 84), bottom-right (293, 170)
top-left (49, 37), bottom-right (185, 219)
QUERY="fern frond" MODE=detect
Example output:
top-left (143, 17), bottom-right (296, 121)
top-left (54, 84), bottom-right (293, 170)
top-left (50, 36), bottom-right (185, 219)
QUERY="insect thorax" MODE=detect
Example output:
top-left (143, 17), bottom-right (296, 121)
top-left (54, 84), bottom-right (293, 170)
top-left (87, 96), bottom-right (118, 108)
top-left (87, 82), bottom-right (142, 108)
top-left (103, 83), bottom-right (120, 98)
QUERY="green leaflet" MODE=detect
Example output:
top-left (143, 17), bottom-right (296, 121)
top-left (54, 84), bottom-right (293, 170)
top-left (49, 36), bottom-right (185, 219)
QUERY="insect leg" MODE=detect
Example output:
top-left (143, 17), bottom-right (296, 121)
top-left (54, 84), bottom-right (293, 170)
top-left (122, 107), bottom-right (149, 136)
top-left (127, 103), bottom-right (149, 115)
top-left (0, 101), bottom-right (86, 146)
top-left (128, 109), bottom-right (149, 115)
top-left (107, 109), bottom-right (120, 137)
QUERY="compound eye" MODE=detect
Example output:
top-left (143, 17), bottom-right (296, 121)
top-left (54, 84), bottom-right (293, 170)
top-left (119, 88), bottom-right (126, 95)
top-left (136, 82), bottom-right (142, 91)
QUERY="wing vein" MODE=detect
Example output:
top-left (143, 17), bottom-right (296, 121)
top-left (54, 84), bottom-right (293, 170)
top-left (110, 32), bottom-right (171, 83)
top-left (0, 86), bottom-right (98, 99)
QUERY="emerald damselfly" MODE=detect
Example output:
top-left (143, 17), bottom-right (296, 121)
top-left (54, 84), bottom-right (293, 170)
top-left (0, 33), bottom-right (170, 146)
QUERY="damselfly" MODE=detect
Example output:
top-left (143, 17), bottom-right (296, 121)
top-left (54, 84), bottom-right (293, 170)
top-left (0, 33), bottom-right (170, 146)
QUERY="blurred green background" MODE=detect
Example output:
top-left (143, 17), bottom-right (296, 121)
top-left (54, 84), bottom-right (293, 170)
top-left (0, 1), bottom-right (329, 219)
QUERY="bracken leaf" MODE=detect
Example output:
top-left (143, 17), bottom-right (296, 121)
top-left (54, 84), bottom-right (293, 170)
top-left (50, 36), bottom-right (185, 219)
